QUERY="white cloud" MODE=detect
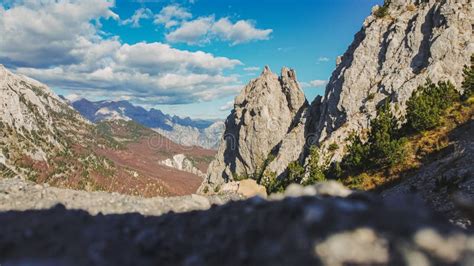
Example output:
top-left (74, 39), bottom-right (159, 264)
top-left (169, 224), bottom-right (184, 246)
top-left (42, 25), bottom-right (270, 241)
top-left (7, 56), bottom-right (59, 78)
top-left (115, 42), bottom-right (241, 75)
top-left (301, 80), bottom-right (328, 88)
top-left (243, 66), bottom-right (260, 72)
top-left (166, 16), bottom-right (272, 45)
top-left (0, 0), bottom-right (243, 105)
top-left (0, 0), bottom-right (118, 67)
top-left (153, 4), bottom-right (192, 28)
top-left (64, 93), bottom-right (83, 102)
top-left (211, 18), bottom-right (272, 45)
top-left (317, 57), bottom-right (330, 62)
top-left (165, 16), bottom-right (214, 45)
top-left (122, 8), bottom-right (152, 28)
top-left (219, 101), bottom-right (234, 111)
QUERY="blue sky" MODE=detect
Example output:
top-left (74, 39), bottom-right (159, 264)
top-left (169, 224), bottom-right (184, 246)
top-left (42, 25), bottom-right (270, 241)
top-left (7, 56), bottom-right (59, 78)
top-left (0, 0), bottom-right (382, 119)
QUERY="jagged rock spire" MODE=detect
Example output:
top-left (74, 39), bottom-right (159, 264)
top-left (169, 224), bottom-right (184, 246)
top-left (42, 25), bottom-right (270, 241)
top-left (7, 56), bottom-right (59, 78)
top-left (201, 67), bottom-right (309, 191)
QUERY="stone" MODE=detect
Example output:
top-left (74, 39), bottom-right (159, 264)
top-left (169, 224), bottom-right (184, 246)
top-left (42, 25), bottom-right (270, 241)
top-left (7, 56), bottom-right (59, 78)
top-left (237, 179), bottom-right (267, 198)
top-left (1, 180), bottom-right (473, 265)
top-left (313, 181), bottom-right (353, 197)
top-left (201, 66), bottom-right (309, 191)
top-left (159, 154), bottom-right (206, 178)
top-left (218, 180), bottom-right (267, 198)
top-left (308, 0), bottom-right (473, 163)
top-left (200, 0), bottom-right (474, 199)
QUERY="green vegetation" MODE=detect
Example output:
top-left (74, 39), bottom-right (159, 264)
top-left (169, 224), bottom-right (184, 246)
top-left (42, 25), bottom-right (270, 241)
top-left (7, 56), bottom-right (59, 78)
top-left (367, 92), bottom-right (376, 101)
top-left (462, 55), bottom-right (474, 99)
top-left (261, 146), bottom-right (326, 194)
top-left (340, 100), bottom-right (407, 176)
top-left (340, 133), bottom-right (369, 173)
top-left (367, 101), bottom-right (407, 168)
top-left (303, 146), bottom-right (326, 185)
top-left (328, 143), bottom-right (339, 152)
top-left (406, 80), bottom-right (459, 132)
top-left (337, 58), bottom-right (474, 190)
top-left (374, 0), bottom-right (391, 18)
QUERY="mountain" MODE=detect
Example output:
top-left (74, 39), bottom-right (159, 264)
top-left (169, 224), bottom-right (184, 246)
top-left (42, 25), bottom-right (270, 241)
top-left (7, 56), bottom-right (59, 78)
top-left (0, 64), bottom-right (96, 178)
top-left (0, 65), bottom-right (216, 197)
top-left (308, 0), bottom-right (473, 161)
top-left (202, 0), bottom-right (473, 192)
top-left (204, 66), bottom-right (309, 188)
top-left (71, 98), bottom-right (224, 149)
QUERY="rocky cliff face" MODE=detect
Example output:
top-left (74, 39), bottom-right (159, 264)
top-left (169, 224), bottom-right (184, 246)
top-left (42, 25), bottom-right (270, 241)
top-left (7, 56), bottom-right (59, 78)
top-left (159, 154), bottom-right (206, 178)
top-left (203, 0), bottom-right (473, 189)
top-left (202, 67), bottom-right (308, 189)
top-left (0, 65), bottom-right (91, 175)
top-left (310, 0), bottom-right (473, 161)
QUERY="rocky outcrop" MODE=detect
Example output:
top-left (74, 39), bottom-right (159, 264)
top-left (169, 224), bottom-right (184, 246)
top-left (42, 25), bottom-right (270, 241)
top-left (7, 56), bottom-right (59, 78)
top-left (0, 65), bottom-right (90, 172)
top-left (220, 179), bottom-right (268, 198)
top-left (203, 0), bottom-right (473, 190)
top-left (159, 154), bottom-right (206, 178)
top-left (203, 66), bottom-right (308, 189)
top-left (310, 0), bottom-right (473, 161)
top-left (1, 177), bottom-right (473, 265)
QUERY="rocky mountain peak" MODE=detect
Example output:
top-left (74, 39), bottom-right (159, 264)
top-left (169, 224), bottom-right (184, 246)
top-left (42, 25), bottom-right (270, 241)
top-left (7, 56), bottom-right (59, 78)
top-left (201, 67), bottom-right (309, 190)
top-left (309, 0), bottom-right (473, 162)
top-left (262, 65), bottom-right (272, 75)
top-left (202, 0), bottom-right (473, 191)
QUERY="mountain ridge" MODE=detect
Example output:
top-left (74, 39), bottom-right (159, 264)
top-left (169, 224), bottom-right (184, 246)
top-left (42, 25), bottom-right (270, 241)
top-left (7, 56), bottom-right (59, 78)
top-left (202, 0), bottom-right (473, 193)
top-left (71, 98), bottom-right (224, 149)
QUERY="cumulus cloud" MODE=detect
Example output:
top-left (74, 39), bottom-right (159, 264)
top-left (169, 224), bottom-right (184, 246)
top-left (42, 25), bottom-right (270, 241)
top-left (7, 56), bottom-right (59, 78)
top-left (115, 42), bottom-right (241, 75)
top-left (160, 4), bottom-right (272, 46)
top-left (122, 8), bottom-right (152, 28)
top-left (211, 18), bottom-right (272, 45)
top-left (0, 0), bottom-right (243, 104)
top-left (301, 80), bottom-right (328, 88)
top-left (165, 16), bottom-right (214, 45)
top-left (153, 4), bottom-right (191, 28)
top-left (0, 0), bottom-right (118, 68)
top-left (166, 17), bottom-right (272, 45)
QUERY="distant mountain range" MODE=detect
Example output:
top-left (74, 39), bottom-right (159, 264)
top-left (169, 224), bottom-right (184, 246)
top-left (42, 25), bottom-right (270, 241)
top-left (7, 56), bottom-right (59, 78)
top-left (70, 98), bottom-right (224, 149)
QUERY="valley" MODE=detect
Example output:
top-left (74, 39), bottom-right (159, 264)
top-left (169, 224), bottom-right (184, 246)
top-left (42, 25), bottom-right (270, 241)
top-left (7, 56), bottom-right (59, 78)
top-left (0, 65), bottom-right (216, 197)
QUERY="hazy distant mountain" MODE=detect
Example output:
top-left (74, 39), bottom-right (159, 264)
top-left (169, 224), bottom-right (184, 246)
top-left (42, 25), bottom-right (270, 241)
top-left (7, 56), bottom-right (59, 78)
top-left (71, 99), bottom-right (224, 149)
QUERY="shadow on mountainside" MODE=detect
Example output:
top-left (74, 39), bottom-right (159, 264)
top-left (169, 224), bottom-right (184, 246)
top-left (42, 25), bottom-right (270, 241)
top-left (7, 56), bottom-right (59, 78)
top-left (0, 194), bottom-right (473, 266)
top-left (373, 119), bottom-right (474, 225)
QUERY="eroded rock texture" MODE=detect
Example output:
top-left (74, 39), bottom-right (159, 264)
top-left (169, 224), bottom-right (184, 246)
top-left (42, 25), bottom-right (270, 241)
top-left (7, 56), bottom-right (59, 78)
top-left (311, 0), bottom-right (473, 161)
top-left (202, 67), bottom-right (309, 189)
top-left (204, 0), bottom-right (473, 189)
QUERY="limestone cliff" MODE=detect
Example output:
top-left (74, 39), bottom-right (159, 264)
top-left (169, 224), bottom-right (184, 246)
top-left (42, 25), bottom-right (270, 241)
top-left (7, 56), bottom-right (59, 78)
top-left (203, 0), bottom-right (473, 190)
top-left (0, 65), bottom-right (90, 172)
top-left (310, 0), bottom-right (473, 161)
top-left (202, 67), bottom-right (308, 189)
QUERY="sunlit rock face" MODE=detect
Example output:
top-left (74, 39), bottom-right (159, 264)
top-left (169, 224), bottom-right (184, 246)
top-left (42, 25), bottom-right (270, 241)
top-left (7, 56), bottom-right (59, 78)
top-left (203, 66), bottom-right (309, 189)
top-left (309, 0), bottom-right (473, 162)
top-left (202, 0), bottom-right (473, 190)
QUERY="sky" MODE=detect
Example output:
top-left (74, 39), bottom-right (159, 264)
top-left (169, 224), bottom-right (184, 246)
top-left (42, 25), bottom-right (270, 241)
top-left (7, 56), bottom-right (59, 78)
top-left (0, 0), bottom-right (382, 119)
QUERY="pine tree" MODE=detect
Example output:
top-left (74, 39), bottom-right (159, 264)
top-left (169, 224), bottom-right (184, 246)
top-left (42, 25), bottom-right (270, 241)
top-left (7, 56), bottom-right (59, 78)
top-left (367, 100), bottom-right (406, 168)
top-left (406, 80), bottom-right (459, 132)
top-left (462, 55), bottom-right (474, 99)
